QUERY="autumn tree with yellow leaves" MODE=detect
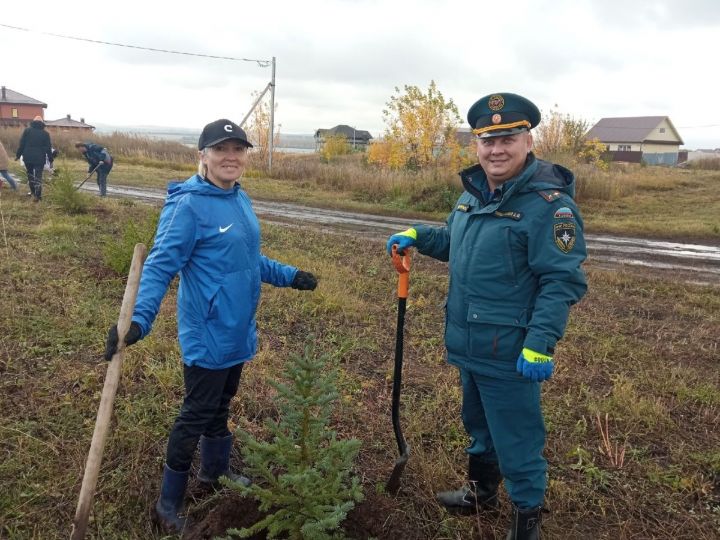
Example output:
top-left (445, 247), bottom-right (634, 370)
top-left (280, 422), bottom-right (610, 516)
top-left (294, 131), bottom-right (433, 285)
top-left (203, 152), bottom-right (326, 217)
top-left (533, 107), bottom-right (608, 169)
top-left (369, 81), bottom-right (463, 172)
top-left (245, 90), bottom-right (280, 163)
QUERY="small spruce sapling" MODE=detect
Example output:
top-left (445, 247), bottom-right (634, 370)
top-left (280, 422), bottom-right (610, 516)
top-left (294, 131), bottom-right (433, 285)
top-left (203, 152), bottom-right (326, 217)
top-left (224, 343), bottom-right (363, 539)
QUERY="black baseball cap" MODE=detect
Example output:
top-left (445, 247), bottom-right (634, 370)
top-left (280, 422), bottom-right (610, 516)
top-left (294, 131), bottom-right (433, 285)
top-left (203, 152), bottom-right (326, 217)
top-left (198, 119), bottom-right (253, 150)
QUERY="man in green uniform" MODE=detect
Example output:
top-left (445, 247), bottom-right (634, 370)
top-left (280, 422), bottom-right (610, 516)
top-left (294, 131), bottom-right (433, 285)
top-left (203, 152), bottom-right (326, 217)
top-left (386, 92), bottom-right (587, 539)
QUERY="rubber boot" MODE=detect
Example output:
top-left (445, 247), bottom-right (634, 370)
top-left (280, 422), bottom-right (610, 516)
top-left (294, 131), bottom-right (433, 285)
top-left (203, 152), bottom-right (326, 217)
top-left (436, 455), bottom-right (502, 514)
top-left (198, 434), bottom-right (251, 488)
top-left (154, 464), bottom-right (189, 533)
top-left (506, 504), bottom-right (542, 540)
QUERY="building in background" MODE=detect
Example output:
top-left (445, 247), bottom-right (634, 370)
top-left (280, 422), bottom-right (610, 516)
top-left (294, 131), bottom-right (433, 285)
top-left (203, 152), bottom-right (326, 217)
top-left (586, 116), bottom-right (684, 165)
top-left (45, 114), bottom-right (95, 134)
top-left (314, 125), bottom-right (373, 151)
top-left (0, 86), bottom-right (47, 127)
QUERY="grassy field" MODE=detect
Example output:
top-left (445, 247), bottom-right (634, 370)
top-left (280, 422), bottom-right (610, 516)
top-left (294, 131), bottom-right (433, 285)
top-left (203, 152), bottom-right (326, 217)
top-left (6, 154), bottom-right (720, 242)
top-left (0, 187), bottom-right (718, 539)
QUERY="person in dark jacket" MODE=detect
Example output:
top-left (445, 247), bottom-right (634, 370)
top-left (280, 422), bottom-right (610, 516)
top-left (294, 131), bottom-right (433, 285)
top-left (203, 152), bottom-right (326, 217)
top-left (75, 142), bottom-right (113, 196)
top-left (16, 116), bottom-right (53, 201)
top-left (386, 93), bottom-right (587, 540)
top-left (104, 118), bottom-right (318, 534)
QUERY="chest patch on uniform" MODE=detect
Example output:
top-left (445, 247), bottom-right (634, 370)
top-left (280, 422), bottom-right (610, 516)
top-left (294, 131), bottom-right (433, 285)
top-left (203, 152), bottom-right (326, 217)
top-left (554, 222), bottom-right (576, 253)
top-left (493, 210), bottom-right (523, 220)
top-left (554, 206), bottom-right (574, 219)
top-left (456, 203), bottom-right (472, 212)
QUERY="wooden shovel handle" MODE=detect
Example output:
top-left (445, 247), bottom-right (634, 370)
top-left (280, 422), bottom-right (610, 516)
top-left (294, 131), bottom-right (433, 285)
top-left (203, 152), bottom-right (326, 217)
top-left (70, 243), bottom-right (147, 539)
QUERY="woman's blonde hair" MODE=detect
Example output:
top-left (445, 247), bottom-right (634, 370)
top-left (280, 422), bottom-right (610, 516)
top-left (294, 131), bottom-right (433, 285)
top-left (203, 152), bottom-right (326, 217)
top-left (197, 148), bottom-right (207, 177)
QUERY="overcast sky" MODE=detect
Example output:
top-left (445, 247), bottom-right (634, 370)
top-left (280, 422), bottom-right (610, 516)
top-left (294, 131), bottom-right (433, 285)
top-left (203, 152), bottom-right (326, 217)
top-left (3, 0), bottom-right (720, 148)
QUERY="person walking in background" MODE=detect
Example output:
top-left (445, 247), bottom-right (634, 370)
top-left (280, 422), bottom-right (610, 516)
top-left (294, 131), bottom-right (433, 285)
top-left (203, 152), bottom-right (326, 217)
top-left (386, 93), bottom-right (587, 539)
top-left (104, 118), bottom-right (318, 534)
top-left (16, 116), bottom-right (53, 201)
top-left (75, 142), bottom-right (113, 197)
top-left (0, 140), bottom-right (18, 190)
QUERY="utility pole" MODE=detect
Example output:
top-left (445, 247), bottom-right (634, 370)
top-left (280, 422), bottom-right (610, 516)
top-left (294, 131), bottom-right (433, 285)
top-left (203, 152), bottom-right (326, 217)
top-left (268, 56), bottom-right (276, 173)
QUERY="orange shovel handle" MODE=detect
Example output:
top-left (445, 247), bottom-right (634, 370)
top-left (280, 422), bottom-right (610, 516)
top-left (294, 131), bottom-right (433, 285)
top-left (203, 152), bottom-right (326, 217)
top-left (391, 244), bottom-right (411, 299)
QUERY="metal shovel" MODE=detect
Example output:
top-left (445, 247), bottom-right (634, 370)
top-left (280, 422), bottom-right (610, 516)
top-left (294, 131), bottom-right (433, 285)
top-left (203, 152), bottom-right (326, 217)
top-left (386, 244), bottom-right (411, 495)
top-left (74, 163), bottom-right (102, 192)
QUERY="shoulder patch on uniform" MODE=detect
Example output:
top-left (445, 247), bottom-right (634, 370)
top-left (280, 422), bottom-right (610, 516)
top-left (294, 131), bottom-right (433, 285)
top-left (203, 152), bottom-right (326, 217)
top-left (537, 190), bottom-right (563, 202)
top-left (456, 203), bottom-right (472, 212)
top-left (554, 222), bottom-right (576, 253)
top-left (554, 206), bottom-right (574, 219)
top-left (493, 210), bottom-right (523, 220)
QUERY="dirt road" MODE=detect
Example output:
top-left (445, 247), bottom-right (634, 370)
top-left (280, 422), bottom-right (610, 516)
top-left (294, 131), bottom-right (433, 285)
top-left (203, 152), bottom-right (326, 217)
top-left (98, 183), bottom-right (720, 284)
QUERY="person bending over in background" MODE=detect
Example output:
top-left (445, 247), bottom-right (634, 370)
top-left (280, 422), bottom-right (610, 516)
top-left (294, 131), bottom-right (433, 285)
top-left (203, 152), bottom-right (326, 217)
top-left (0, 140), bottom-right (18, 190)
top-left (16, 116), bottom-right (53, 201)
top-left (386, 93), bottom-right (587, 540)
top-left (75, 142), bottom-right (113, 197)
top-left (104, 118), bottom-right (318, 534)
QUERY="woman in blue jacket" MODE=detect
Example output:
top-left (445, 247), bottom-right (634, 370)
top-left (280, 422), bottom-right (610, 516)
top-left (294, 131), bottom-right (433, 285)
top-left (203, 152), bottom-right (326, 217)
top-left (105, 119), bottom-right (317, 533)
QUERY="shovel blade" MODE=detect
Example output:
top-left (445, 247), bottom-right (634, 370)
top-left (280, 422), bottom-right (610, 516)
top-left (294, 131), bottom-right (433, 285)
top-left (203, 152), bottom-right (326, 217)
top-left (385, 446), bottom-right (410, 495)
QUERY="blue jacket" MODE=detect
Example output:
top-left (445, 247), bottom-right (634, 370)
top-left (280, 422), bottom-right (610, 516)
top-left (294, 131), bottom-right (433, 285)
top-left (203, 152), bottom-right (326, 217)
top-left (414, 154), bottom-right (587, 379)
top-left (132, 175), bottom-right (298, 369)
top-left (81, 142), bottom-right (113, 173)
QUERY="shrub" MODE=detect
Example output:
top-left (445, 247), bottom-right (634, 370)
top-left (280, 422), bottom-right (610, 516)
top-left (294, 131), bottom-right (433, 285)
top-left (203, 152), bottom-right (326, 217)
top-left (103, 211), bottom-right (159, 274)
top-left (46, 166), bottom-right (91, 214)
top-left (320, 134), bottom-right (351, 163)
top-left (226, 343), bottom-right (363, 539)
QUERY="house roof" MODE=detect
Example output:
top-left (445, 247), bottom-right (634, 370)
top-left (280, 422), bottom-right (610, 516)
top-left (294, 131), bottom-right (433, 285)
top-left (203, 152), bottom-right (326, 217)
top-left (586, 116), bottom-right (683, 145)
top-left (315, 125), bottom-right (373, 140)
top-left (455, 127), bottom-right (474, 146)
top-left (0, 87), bottom-right (47, 107)
top-left (45, 115), bottom-right (95, 129)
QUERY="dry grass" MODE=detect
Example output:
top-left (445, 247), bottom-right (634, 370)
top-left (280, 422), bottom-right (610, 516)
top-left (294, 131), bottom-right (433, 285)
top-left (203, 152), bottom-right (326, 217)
top-left (0, 190), bottom-right (718, 539)
top-left (3, 129), bottom-right (718, 238)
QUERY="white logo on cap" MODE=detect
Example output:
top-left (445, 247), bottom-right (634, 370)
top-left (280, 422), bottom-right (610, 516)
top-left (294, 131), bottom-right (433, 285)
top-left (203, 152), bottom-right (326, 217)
top-left (224, 124), bottom-right (233, 132)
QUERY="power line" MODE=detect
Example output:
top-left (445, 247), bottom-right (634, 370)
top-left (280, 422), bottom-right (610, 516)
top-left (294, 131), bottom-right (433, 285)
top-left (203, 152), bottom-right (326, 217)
top-left (0, 23), bottom-right (270, 66)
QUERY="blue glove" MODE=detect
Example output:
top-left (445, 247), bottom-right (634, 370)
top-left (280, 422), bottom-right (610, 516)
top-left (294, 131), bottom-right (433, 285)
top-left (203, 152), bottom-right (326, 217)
top-left (516, 348), bottom-right (554, 382)
top-left (386, 228), bottom-right (417, 255)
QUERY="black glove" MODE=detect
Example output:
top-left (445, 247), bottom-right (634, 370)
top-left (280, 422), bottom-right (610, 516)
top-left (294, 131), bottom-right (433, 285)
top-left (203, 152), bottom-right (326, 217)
top-left (104, 321), bottom-right (142, 361)
top-left (291, 270), bottom-right (317, 291)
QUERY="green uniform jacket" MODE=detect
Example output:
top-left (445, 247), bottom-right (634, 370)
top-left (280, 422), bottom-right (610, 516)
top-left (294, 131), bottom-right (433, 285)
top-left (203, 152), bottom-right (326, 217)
top-left (414, 154), bottom-right (587, 379)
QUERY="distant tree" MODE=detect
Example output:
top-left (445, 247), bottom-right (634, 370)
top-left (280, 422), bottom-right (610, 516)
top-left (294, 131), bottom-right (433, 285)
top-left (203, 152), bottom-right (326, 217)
top-left (533, 107), bottom-right (591, 159)
top-left (245, 90), bottom-right (280, 163)
top-left (225, 343), bottom-right (363, 539)
top-left (370, 81), bottom-right (462, 171)
top-left (366, 138), bottom-right (407, 170)
top-left (320, 134), bottom-right (351, 163)
top-left (578, 138), bottom-right (610, 170)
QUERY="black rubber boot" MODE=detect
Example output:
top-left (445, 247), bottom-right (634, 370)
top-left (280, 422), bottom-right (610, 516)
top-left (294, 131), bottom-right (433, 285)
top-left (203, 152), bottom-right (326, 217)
top-left (197, 434), bottom-right (251, 488)
top-left (436, 455), bottom-right (502, 514)
top-left (154, 464), bottom-right (189, 533)
top-left (506, 504), bottom-right (542, 540)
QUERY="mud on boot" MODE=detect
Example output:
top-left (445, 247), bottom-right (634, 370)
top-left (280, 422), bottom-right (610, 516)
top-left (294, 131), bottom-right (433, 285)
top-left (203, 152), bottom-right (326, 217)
top-left (436, 456), bottom-right (502, 514)
top-left (153, 464), bottom-right (189, 533)
top-left (197, 434), bottom-right (251, 488)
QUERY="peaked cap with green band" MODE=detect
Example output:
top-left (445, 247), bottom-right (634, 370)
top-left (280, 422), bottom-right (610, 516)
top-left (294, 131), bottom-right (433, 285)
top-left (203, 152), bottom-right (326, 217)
top-left (468, 92), bottom-right (541, 138)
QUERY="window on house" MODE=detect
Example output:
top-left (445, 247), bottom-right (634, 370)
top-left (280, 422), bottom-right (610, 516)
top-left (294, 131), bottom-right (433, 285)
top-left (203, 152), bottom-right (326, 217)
top-left (659, 128), bottom-right (666, 133)
top-left (11, 108), bottom-right (18, 118)
top-left (618, 144), bottom-right (631, 151)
